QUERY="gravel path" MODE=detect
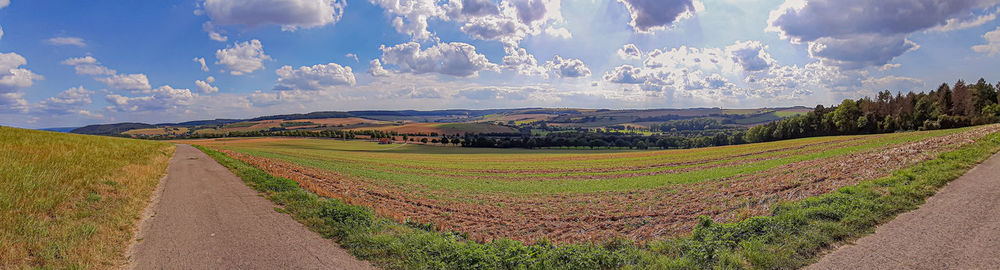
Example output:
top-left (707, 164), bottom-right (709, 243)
top-left (128, 144), bottom-right (372, 269)
top-left (808, 152), bottom-right (1000, 269)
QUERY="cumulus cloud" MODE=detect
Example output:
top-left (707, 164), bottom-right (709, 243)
top-left (45, 37), bottom-right (87, 47)
top-left (0, 0), bottom-right (7, 9)
top-left (501, 46), bottom-right (548, 77)
top-left (544, 26), bottom-right (572, 39)
top-left (61, 56), bottom-right (117, 75)
top-left (617, 0), bottom-right (700, 33)
top-left (725, 40), bottom-right (776, 72)
top-left (193, 57), bottom-right (210, 72)
top-left (274, 62), bottom-right (356, 91)
top-left (767, 0), bottom-right (998, 68)
top-left (0, 52), bottom-right (43, 112)
top-left (216, 39), bottom-right (272, 75)
top-left (37, 86), bottom-right (96, 115)
top-left (379, 41), bottom-right (498, 77)
top-left (370, 0), bottom-right (446, 40)
top-left (96, 73), bottom-right (152, 92)
top-left (195, 76), bottom-right (219, 93)
top-left (603, 64), bottom-right (645, 84)
top-left (105, 85), bottom-right (194, 112)
top-left (368, 59), bottom-right (390, 77)
top-left (60, 56), bottom-right (97, 66)
top-left (546, 55), bottom-right (591, 78)
top-left (927, 9), bottom-right (998, 32)
top-left (618, 43), bottom-right (641, 60)
top-left (452, 0), bottom-right (499, 18)
top-left (973, 26), bottom-right (1000, 56)
top-left (202, 0), bottom-right (347, 31)
top-left (202, 21), bottom-right (228, 42)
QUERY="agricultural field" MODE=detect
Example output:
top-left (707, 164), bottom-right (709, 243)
top-left (347, 122), bottom-right (518, 135)
top-left (0, 127), bottom-right (173, 268)
top-left (188, 124), bottom-right (1000, 244)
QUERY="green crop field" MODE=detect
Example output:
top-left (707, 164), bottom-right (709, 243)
top-left (189, 124), bottom-right (1000, 245)
top-left (0, 127), bottom-right (173, 268)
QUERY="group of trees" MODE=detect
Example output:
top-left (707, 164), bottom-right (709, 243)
top-left (647, 118), bottom-right (726, 132)
top-left (458, 130), bottom-right (746, 149)
top-left (746, 78), bottom-right (1000, 143)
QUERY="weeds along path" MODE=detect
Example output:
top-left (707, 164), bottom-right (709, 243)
top-left (128, 144), bottom-right (371, 269)
top-left (808, 151), bottom-right (1000, 269)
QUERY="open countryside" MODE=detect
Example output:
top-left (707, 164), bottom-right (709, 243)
top-left (5, 0), bottom-right (1000, 269)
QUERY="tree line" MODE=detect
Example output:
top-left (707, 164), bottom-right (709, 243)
top-left (745, 78), bottom-right (1000, 143)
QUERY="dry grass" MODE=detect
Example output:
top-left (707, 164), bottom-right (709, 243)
top-left (0, 126), bottom-right (173, 269)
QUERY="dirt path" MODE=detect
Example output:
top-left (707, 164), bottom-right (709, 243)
top-left (128, 144), bottom-right (372, 269)
top-left (808, 152), bottom-right (1000, 269)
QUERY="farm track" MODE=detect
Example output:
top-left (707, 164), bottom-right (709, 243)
top-left (207, 125), bottom-right (1000, 243)
top-left (129, 145), bottom-right (371, 269)
top-left (808, 151), bottom-right (1000, 269)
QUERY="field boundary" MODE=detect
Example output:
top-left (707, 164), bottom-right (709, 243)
top-left (193, 129), bottom-right (1000, 269)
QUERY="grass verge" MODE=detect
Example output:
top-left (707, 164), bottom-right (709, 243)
top-left (0, 127), bottom-right (174, 268)
top-left (194, 130), bottom-right (1000, 269)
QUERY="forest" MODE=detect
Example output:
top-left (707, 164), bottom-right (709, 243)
top-left (745, 78), bottom-right (1000, 143)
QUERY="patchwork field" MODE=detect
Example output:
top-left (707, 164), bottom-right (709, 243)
top-left (188, 124), bottom-right (1000, 244)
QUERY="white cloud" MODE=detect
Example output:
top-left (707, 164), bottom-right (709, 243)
top-left (202, 21), bottom-right (228, 42)
top-left (202, 0), bottom-right (347, 31)
top-left (0, 53), bottom-right (42, 92)
top-left (618, 43), bottom-right (641, 60)
top-left (193, 57), bottom-right (210, 72)
top-left (603, 64), bottom-right (644, 84)
top-left (60, 56), bottom-right (98, 66)
top-left (195, 76), bottom-right (219, 93)
top-left (973, 26), bottom-right (1000, 56)
top-left (544, 26), bottom-right (572, 39)
top-left (105, 85), bottom-right (195, 112)
top-left (368, 59), bottom-right (390, 77)
top-left (0, 52), bottom-right (43, 113)
top-left (617, 0), bottom-right (700, 33)
top-left (725, 40), bottom-right (776, 72)
top-left (502, 46), bottom-right (548, 77)
top-left (37, 86), bottom-right (95, 114)
top-left (0, 0), bottom-right (8, 9)
top-left (767, 0), bottom-right (997, 68)
top-left (345, 53), bottom-right (359, 62)
top-left (215, 39), bottom-right (272, 75)
top-left (546, 55), bottom-right (591, 78)
top-left (0, 26), bottom-right (4, 41)
top-left (379, 41), bottom-right (499, 77)
top-left (370, 0), bottom-right (446, 40)
top-left (928, 9), bottom-right (998, 32)
top-left (61, 56), bottom-right (116, 75)
top-left (274, 62), bottom-right (356, 91)
top-left (96, 73), bottom-right (152, 92)
top-left (45, 37), bottom-right (86, 47)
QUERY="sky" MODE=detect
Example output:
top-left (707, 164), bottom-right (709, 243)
top-left (2, 0), bottom-right (1000, 128)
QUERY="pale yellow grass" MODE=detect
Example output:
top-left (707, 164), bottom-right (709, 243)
top-left (0, 127), bottom-right (173, 269)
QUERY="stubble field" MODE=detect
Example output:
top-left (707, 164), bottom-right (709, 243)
top-left (187, 124), bottom-right (1000, 244)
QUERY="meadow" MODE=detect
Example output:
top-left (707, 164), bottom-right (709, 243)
top-left (0, 127), bottom-right (173, 268)
top-left (189, 124), bottom-right (1000, 245)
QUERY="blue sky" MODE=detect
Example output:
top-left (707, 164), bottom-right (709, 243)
top-left (1, 0), bottom-right (1000, 128)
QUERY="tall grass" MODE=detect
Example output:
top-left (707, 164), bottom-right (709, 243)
top-left (194, 131), bottom-right (1000, 269)
top-left (0, 127), bottom-right (173, 269)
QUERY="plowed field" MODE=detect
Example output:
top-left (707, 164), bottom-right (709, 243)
top-left (188, 124), bottom-right (1000, 244)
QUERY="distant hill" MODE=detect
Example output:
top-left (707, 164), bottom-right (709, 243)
top-left (39, 127), bottom-right (79, 133)
top-left (71, 123), bottom-right (156, 135)
top-left (70, 107), bottom-right (810, 137)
